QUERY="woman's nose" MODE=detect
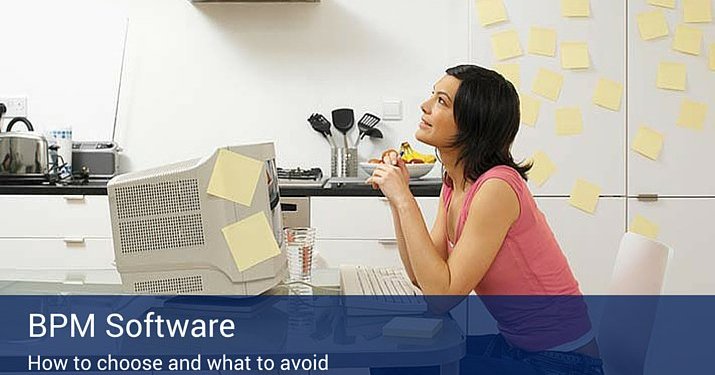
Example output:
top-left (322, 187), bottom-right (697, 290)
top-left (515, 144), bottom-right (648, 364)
top-left (420, 99), bottom-right (430, 114)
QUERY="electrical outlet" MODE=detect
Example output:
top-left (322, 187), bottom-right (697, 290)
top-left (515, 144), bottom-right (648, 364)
top-left (0, 97), bottom-right (28, 118)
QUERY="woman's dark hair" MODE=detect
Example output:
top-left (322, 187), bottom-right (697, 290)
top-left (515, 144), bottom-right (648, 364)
top-left (443, 64), bottom-right (531, 188)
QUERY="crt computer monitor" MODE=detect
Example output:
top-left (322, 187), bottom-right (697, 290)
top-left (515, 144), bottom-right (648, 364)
top-left (107, 142), bottom-right (287, 295)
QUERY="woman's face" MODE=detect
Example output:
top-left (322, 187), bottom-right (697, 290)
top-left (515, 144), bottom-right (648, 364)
top-left (416, 74), bottom-right (461, 148)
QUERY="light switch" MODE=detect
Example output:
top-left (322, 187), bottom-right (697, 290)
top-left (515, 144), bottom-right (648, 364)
top-left (383, 100), bottom-right (403, 121)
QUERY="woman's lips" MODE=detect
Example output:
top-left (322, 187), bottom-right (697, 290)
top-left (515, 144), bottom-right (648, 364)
top-left (419, 119), bottom-right (432, 129)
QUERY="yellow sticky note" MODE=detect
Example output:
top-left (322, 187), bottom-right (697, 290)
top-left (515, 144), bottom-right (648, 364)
top-left (207, 149), bottom-right (264, 206)
top-left (648, 0), bottom-right (676, 8)
top-left (636, 11), bottom-right (670, 40)
top-left (569, 179), bottom-right (601, 214)
top-left (529, 151), bottom-right (556, 187)
top-left (673, 24), bottom-right (703, 55)
top-left (677, 99), bottom-right (708, 130)
top-left (632, 126), bottom-right (665, 160)
top-left (561, 42), bottom-right (590, 69)
top-left (555, 107), bottom-right (584, 136)
top-left (562, 0), bottom-right (590, 17)
top-left (528, 27), bottom-right (557, 57)
top-left (656, 62), bottom-right (687, 91)
top-left (532, 68), bottom-right (564, 101)
top-left (476, 0), bottom-right (509, 26)
top-left (684, 0), bottom-right (712, 23)
top-left (491, 30), bottom-right (523, 61)
top-left (630, 215), bottom-right (660, 240)
top-left (494, 63), bottom-right (521, 88)
top-left (222, 212), bottom-right (281, 272)
top-left (593, 78), bottom-right (623, 111)
top-left (710, 44), bottom-right (715, 70)
top-left (520, 94), bottom-right (541, 126)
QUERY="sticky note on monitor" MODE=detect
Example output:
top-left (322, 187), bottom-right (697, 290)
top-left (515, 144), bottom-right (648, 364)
top-left (208, 149), bottom-right (264, 206)
top-left (532, 68), bottom-right (564, 101)
top-left (683, 0), bottom-right (712, 23)
top-left (636, 11), bottom-right (669, 40)
top-left (494, 63), bottom-right (521, 88)
top-left (569, 179), bottom-right (601, 214)
top-left (593, 78), bottom-right (623, 111)
top-left (520, 94), bottom-right (541, 126)
top-left (632, 126), bottom-right (665, 160)
top-left (677, 99), bottom-right (707, 130)
top-left (556, 108), bottom-right (584, 136)
top-left (648, 0), bottom-right (676, 8)
top-left (222, 212), bottom-right (281, 272)
top-left (673, 24), bottom-right (703, 55)
top-left (561, 42), bottom-right (591, 69)
top-left (529, 151), bottom-right (556, 187)
top-left (656, 62), bottom-right (687, 91)
top-left (561, 0), bottom-right (590, 17)
top-left (491, 30), bottom-right (523, 61)
top-left (528, 27), bottom-right (557, 57)
top-left (476, 0), bottom-right (509, 27)
top-left (630, 215), bottom-right (660, 240)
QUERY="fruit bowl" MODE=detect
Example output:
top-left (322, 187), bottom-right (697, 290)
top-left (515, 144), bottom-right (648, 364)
top-left (359, 162), bottom-right (435, 179)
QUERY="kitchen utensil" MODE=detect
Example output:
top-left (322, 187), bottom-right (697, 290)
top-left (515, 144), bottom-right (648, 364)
top-left (331, 147), bottom-right (358, 178)
top-left (365, 127), bottom-right (383, 140)
top-left (331, 108), bottom-right (355, 149)
top-left (355, 113), bottom-right (381, 147)
top-left (308, 113), bottom-right (336, 148)
top-left (0, 117), bottom-right (49, 181)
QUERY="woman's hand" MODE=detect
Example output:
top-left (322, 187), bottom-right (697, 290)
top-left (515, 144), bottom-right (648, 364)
top-left (366, 150), bottom-right (412, 206)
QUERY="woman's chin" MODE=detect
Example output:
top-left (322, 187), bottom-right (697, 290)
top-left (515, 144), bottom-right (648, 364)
top-left (415, 129), bottom-right (434, 146)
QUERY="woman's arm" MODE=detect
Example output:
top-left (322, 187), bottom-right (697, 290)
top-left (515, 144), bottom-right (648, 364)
top-left (395, 179), bottom-right (519, 295)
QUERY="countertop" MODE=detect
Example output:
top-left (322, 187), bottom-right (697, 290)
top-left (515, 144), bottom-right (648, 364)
top-left (0, 178), bottom-right (442, 197)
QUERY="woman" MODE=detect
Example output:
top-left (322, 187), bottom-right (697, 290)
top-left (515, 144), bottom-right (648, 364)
top-left (366, 65), bottom-right (603, 374)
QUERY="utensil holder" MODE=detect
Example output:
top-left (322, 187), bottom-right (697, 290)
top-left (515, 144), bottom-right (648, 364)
top-left (331, 148), bottom-right (358, 178)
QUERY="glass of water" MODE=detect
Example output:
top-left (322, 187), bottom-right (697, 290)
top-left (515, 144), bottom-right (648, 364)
top-left (284, 227), bottom-right (316, 285)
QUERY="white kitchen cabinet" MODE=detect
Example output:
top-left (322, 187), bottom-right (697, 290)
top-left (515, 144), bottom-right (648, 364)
top-left (311, 197), bottom-right (439, 240)
top-left (628, 199), bottom-right (715, 294)
top-left (315, 239), bottom-right (403, 269)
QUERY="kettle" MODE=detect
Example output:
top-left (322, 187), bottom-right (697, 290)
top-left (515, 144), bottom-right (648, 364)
top-left (0, 116), bottom-right (50, 180)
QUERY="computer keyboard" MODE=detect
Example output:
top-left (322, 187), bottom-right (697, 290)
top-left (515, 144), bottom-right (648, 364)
top-left (340, 265), bottom-right (426, 314)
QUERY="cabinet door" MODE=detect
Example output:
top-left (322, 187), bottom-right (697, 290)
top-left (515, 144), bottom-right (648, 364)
top-left (628, 199), bottom-right (715, 294)
top-left (471, 0), bottom-right (626, 195)
top-left (314, 239), bottom-right (403, 269)
top-left (536, 198), bottom-right (626, 294)
top-left (311, 197), bottom-right (438, 240)
top-left (627, 1), bottom-right (715, 196)
top-left (0, 238), bottom-right (115, 271)
top-left (0, 195), bottom-right (111, 238)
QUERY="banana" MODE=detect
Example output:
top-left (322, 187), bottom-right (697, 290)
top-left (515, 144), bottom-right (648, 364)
top-left (400, 142), bottom-right (436, 164)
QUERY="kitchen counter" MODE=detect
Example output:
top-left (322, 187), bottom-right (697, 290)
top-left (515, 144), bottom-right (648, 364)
top-left (0, 178), bottom-right (442, 197)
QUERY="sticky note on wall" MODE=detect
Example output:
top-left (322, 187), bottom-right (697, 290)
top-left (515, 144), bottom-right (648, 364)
top-left (520, 94), bottom-right (541, 126)
top-left (208, 149), bottom-right (264, 206)
top-left (656, 62), bottom-right (687, 91)
top-left (637, 11), bottom-right (670, 40)
top-left (593, 78), bottom-right (623, 111)
top-left (648, 0), bottom-right (676, 8)
top-left (683, 0), bottom-right (712, 23)
top-left (476, 0), bottom-right (509, 26)
top-left (630, 215), bottom-right (660, 240)
top-left (532, 68), bottom-right (564, 101)
top-left (491, 30), bottom-right (523, 61)
top-left (562, 0), bottom-right (590, 17)
top-left (494, 63), bottom-right (521, 88)
top-left (528, 27), bottom-right (557, 57)
top-left (529, 151), bottom-right (556, 187)
top-left (632, 126), bottom-right (665, 160)
top-left (556, 108), bottom-right (584, 136)
top-left (673, 24), bottom-right (703, 55)
top-left (222, 212), bottom-right (281, 272)
top-left (561, 42), bottom-right (591, 69)
top-left (677, 99), bottom-right (708, 130)
top-left (569, 179), bottom-right (601, 214)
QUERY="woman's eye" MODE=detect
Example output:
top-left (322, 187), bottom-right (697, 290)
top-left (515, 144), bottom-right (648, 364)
top-left (438, 97), bottom-right (446, 105)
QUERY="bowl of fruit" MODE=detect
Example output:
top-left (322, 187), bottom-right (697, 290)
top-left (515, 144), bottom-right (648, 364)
top-left (360, 142), bottom-right (437, 179)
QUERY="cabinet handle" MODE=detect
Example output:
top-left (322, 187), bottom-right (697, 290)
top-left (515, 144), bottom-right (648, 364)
top-left (377, 238), bottom-right (398, 245)
top-left (63, 195), bottom-right (86, 202)
top-left (63, 238), bottom-right (86, 245)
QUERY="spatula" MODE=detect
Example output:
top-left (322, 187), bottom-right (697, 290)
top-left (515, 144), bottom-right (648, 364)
top-left (331, 108), bottom-right (355, 149)
top-left (355, 113), bottom-right (381, 147)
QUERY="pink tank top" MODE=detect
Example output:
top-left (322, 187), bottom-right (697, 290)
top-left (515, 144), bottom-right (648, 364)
top-left (443, 165), bottom-right (592, 351)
